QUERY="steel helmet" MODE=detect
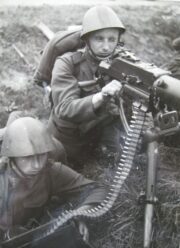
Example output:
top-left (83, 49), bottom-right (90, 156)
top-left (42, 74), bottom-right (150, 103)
top-left (0, 111), bottom-right (28, 142)
top-left (81, 5), bottom-right (125, 39)
top-left (1, 117), bottom-right (56, 157)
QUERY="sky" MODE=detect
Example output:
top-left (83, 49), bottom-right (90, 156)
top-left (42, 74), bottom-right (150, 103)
top-left (0, 0), bottom-right (179, 6)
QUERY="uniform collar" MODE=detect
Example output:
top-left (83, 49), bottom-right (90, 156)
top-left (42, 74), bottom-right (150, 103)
top-left (84, 47), bottom-right (100, 66)
top-left (83, 48), bottom-right (100, 77)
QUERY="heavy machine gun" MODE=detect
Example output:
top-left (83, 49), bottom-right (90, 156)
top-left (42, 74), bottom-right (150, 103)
top-left (79, 48), bottom-right (180, 248)
top-left (99, 50), bottom-right (180, 248)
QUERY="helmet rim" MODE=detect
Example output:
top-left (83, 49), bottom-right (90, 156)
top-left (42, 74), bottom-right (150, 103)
top-left (80, 5), bottom-right (125, 39)
top-left (1, 117), bottom-right (56, 157)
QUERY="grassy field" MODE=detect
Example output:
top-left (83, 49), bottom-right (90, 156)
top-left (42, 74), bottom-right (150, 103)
top-left (0, 3), bottom-right (180, 247)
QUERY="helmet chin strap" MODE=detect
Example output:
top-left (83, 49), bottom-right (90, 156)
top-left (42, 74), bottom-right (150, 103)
top-left (10, 159), bottom-right (47, 181)
top-left (10, 160), bottom-right (28, 179)
top-left (86, 45), bottom-right (113, 62)
top-left (10, 159), bottom-right (40, 179)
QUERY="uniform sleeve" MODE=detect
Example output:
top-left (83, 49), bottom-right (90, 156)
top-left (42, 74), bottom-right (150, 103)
top-left (51, 55), bottom-right (97, 123)
top-left (50, 163), bottom-right (107, 205)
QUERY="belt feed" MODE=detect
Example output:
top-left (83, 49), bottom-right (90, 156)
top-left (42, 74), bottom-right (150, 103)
top-left (40, 106), bottom-right (147, 240)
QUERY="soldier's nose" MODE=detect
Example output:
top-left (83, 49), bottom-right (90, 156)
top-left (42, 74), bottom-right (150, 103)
top-left (33, 158), bottom-right (39, 169)
top-left (102, 41), bottom-right (110, 51)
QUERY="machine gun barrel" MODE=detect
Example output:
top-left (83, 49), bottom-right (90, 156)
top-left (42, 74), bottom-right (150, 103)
top-left (79, 52), bottom-right (180, 129)
top-left (97, 52), bottom-right (180, 110)
top-left (98, 53), bottom-right (170, 93)
top-left (78, 79), bottom-right (149, 100)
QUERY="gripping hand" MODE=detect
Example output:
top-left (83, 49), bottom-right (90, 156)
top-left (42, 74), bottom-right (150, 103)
top-left (101, 79), bottom-right (122, 98)
top-left (92, 80), bottom-right (122, 109)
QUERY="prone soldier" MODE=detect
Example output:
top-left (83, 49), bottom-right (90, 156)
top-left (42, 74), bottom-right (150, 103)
top-left (0, 117), bottom-right (106, 247)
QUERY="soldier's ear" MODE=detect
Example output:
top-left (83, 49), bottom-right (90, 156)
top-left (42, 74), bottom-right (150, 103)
top-left (118, 41), bottom-right (124, 47)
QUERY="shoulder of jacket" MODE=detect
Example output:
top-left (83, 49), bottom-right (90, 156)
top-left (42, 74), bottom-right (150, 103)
top-left (58, 49), bottom-right (85, 65)
top-left (49, 161), bottom-right (62, 171)
top-left (71, 50), bottom-right (85, 65)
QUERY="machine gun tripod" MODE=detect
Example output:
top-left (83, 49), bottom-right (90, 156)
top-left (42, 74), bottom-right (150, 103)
top-left (138, 109), bottom-right (180, 248)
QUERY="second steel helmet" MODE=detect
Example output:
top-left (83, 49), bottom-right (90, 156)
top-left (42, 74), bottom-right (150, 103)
top-left (1, 117), bottom-right (56, 157)
top-left (81, 5), bottom-right (125, 39)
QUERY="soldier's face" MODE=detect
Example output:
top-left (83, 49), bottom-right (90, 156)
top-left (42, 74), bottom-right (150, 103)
top-left (14, 153), bottom-right (48, 176)
top-left (88, 28), bottom-right (119, 59)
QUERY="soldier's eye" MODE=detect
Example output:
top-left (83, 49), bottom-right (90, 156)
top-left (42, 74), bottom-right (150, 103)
top-left (95, 36), bottom-right (103, 42)
top-left (109, 37), bottom-right (116, 42)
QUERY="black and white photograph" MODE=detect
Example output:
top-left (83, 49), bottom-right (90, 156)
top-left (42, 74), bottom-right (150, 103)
top-left (0, 0), bottom-right (180, 247)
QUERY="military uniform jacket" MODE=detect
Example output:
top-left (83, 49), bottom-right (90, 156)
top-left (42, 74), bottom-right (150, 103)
top-left (0, 159), bottom-right (106, 232)
top-left (50, 50), bottom-right (102, 126)
top-left (48, 49), bottom-right (120, 157)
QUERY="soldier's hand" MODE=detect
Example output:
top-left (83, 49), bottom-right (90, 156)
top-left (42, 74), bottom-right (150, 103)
top-left (76, 205), bottom-right (91, 242)
top-left (106, 98), bottom-right (119, 116)
top-left (92, 80), bottom-right (122, 109)
top-left (101, 79), bottom-right (122, 98)
top-left (78, 220), bottom-right (89, 242)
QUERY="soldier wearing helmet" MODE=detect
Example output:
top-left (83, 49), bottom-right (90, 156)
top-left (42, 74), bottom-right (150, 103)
top-left (0, 110), bottom-right (67, 164)
top-left (0, 117), bottom-right (106, 246)
top-left (48, 5), bottom-right (125, 165)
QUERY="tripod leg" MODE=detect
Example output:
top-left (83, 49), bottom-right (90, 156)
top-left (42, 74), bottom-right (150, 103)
top-left (144, 141), bottom-right (158, 248)
top-left (144, 203), bottom-right (154, 248)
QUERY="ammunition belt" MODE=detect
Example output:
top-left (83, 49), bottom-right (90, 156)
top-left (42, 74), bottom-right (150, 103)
top-left (40, 104), bottom-right (148, 240)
